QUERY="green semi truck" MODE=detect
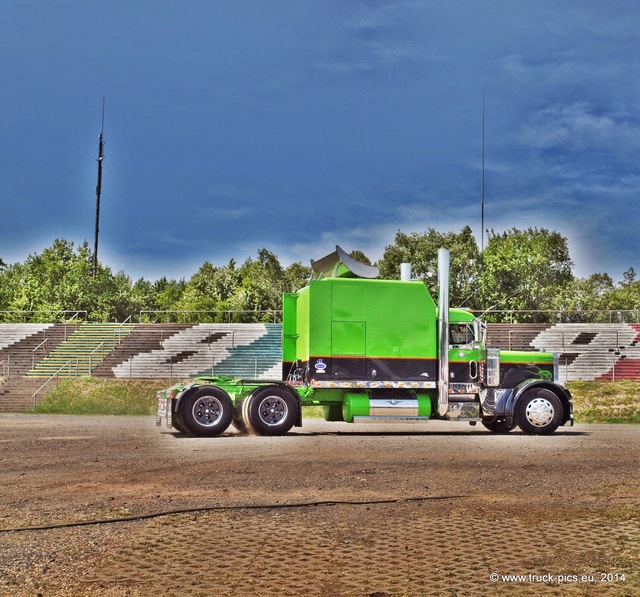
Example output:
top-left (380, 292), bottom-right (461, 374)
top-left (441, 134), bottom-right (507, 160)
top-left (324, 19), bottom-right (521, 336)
top-left (156, 247), bottom-right (573, 436)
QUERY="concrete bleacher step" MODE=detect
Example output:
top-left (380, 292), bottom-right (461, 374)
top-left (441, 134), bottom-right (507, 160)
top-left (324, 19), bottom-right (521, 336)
top-left (0, 324), bottom-right (73, 376)
top-left (485, 324), bottom-right (551, 350)
top-left (105, 323), bottom-right (283, 380)
top-left (596, 359), bottom-right (640, 381)
top-left (0, 324), bottom-right (55, 351)
top-left (530, 323), bottom-right (640, 382)
top-left (0, 376), bottom-right (54, 412)
top-left (26, 323), bottom-right (134, 378)
top-left (91, 324), bottom-right (195, 377)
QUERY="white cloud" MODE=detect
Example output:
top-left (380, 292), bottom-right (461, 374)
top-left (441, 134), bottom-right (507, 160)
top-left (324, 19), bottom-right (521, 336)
top-left (519, 103), bottom-right (640, 152)
top-left (315, 0), bottom-right (422, 74)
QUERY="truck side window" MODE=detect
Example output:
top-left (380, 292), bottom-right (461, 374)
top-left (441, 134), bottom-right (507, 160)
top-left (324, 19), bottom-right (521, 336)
top-left (449, 323), bottom-right (475, 346)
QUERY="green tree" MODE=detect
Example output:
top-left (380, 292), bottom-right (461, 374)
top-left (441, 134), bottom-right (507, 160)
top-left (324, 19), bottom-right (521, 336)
top-left (0, 239), bottom-right (141, 322)
top-left (226, 249), bottom-right (311, 322)
top-left (230, 249), bottom-right (288, 322)
top-left (605, 269), bottom-right (640, 318)
top-left (378, 226), bottom-right (481, 308)
top-left (154, 250), bottom-right (311, 323)
top-left (349, 250), bottom-right (372, 266)
top-left (479, 228), bottom-right (574, 322)
top-left (4, 239), bottom-right (93, 319)
top-left (176, 259), bottom-right (242, 322)
top-left (283, 261), bottom-right (312, 292)
top-left (560, 273), bottom-right (614, 321)
top-left (152, 277), bottom-right (187, 312)
top-left (0, 262), bottom-right (25, 321)
top-left (561, 268), bottom-right (640, 322)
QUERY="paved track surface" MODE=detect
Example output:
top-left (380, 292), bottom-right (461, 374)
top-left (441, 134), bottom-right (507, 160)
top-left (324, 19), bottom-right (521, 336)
top-left (0, 415), bottom-right (638, 595)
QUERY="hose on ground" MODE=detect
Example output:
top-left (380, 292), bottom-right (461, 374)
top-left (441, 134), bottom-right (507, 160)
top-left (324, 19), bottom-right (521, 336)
top-left (0, 494), bottom-right (468, 534)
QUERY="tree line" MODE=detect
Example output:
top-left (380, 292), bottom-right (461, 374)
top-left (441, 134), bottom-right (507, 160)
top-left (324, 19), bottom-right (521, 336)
top-left (0, 227), bottom-right (638, 323)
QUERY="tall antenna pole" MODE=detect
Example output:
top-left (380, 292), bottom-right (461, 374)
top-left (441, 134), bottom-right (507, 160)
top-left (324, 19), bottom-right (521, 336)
top-left (93, 97), bottom-right (105, 279)
top-left (481, 93), bottom-right (485, 253)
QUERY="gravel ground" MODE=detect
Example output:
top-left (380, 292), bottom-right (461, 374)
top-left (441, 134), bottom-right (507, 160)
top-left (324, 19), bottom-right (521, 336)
top-left (0, 415), bottom-right (638, 595)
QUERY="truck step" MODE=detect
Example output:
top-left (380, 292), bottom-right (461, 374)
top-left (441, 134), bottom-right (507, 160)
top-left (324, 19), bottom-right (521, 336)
top-left (353, 416), bottom-right (431, 423)
top-left (448, 393), bottom-right (478, 402)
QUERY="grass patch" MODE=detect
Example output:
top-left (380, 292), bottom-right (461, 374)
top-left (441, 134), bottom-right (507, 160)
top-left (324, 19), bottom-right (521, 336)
top-left (303, 405), bottom-right (324, 419)
top-left (569, 380), bottom-right (640, 424)
top-left (30, 378), bottom-right (640, 424)
top-left (33, 378), bottom-right (326, 418)
top-left (31, 378), bottom-right (173, 416)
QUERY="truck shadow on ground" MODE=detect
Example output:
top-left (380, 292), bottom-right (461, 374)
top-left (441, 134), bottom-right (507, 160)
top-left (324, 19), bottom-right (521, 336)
top-left (164, 429), bottom-right (588, 439)
top-left (293, 429), bottom-right (587, 437)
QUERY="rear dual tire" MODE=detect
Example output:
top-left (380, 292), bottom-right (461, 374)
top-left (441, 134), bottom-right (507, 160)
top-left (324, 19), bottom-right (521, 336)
top-left (240, 385), bottom-right (299, 436)
top-left (179, 386), bottom-right (234, 437)
top-left (176, 385), bottom-right (299, 437)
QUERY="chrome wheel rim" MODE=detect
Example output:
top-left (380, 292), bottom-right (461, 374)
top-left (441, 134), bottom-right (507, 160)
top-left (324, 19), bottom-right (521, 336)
top-left (192, 396), bottom-right (223, 427)
top-left (525, 397), bottom-right (554, 427)
top-left (257, 396), bottom-right (288, 426)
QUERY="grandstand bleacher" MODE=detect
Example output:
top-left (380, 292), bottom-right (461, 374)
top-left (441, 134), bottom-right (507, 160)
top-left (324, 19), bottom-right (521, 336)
top-left (99, 323), bottom-right (281, 380)
top-left (2, 321), bottom-right (640, 412)
top-left (485, 323), bottom-right (640, 383)
top-left (0, 323), bottom-right (75, 411)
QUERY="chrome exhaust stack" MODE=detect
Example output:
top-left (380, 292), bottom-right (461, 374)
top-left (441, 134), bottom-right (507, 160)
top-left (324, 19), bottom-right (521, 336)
top-left (400, 262), bottom-right (412, 281)
top-left (437, 248), bottom-right (450, 417)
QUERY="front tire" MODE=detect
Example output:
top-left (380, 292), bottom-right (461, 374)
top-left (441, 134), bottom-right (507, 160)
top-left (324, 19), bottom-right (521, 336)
top-left (242, 385), bottom-right (299, 436)
top-left (516, 388), bottom-right (563, 435)
top-left (179, 386), bottom-right (233, 437)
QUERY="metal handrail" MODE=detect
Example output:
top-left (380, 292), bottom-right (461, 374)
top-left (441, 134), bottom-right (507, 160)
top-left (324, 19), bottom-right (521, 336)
top-left (31, 359), bottom-right (74, 407)
top-left (64, 311), bottom-right (85, 340)
top-left (64, 311), bottom-right (85, 323)
top-left (0, 308), bottom-right (639, 325)
top-left (482, 309), bottom-right (640, 323)
top-left (0, 358), bottom-right (7, 381)
top-left (0, 310), bottom-right (87, 323)
top-left (116, 314), bottom-right (133, 344)
top-left (32, 338), bottom-right (48, 368)
top-left (138, 309), bottom-right (283, 323)
top-left (88, 342), bottom-right (105, 375)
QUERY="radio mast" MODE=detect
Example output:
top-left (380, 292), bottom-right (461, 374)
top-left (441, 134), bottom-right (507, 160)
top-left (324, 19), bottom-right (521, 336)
top-left (481, 93), bottom-right (485, 253)
top-left (93, 97), bottom-right (105, 279)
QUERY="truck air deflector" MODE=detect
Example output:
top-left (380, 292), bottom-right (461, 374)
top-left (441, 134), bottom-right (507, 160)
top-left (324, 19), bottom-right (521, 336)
top-left (311, 245), bottom-right (379, 279)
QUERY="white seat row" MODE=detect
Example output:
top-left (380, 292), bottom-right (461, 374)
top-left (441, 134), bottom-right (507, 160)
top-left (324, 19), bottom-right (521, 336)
top-left (0, 324), bottom-right (54, 351)
top-left (110, 324), bottom-right (281, 379)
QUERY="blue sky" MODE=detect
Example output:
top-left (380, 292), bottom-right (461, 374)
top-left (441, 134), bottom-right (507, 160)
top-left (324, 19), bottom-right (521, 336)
top-left (1, 1), bottom-right (638, 282)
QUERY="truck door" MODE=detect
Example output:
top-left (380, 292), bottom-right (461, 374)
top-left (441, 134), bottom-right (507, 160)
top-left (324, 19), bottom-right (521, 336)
top-left (448, 322), bottom-right (480, 383)
top-left (331, 320), bottom-right (366, 379)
